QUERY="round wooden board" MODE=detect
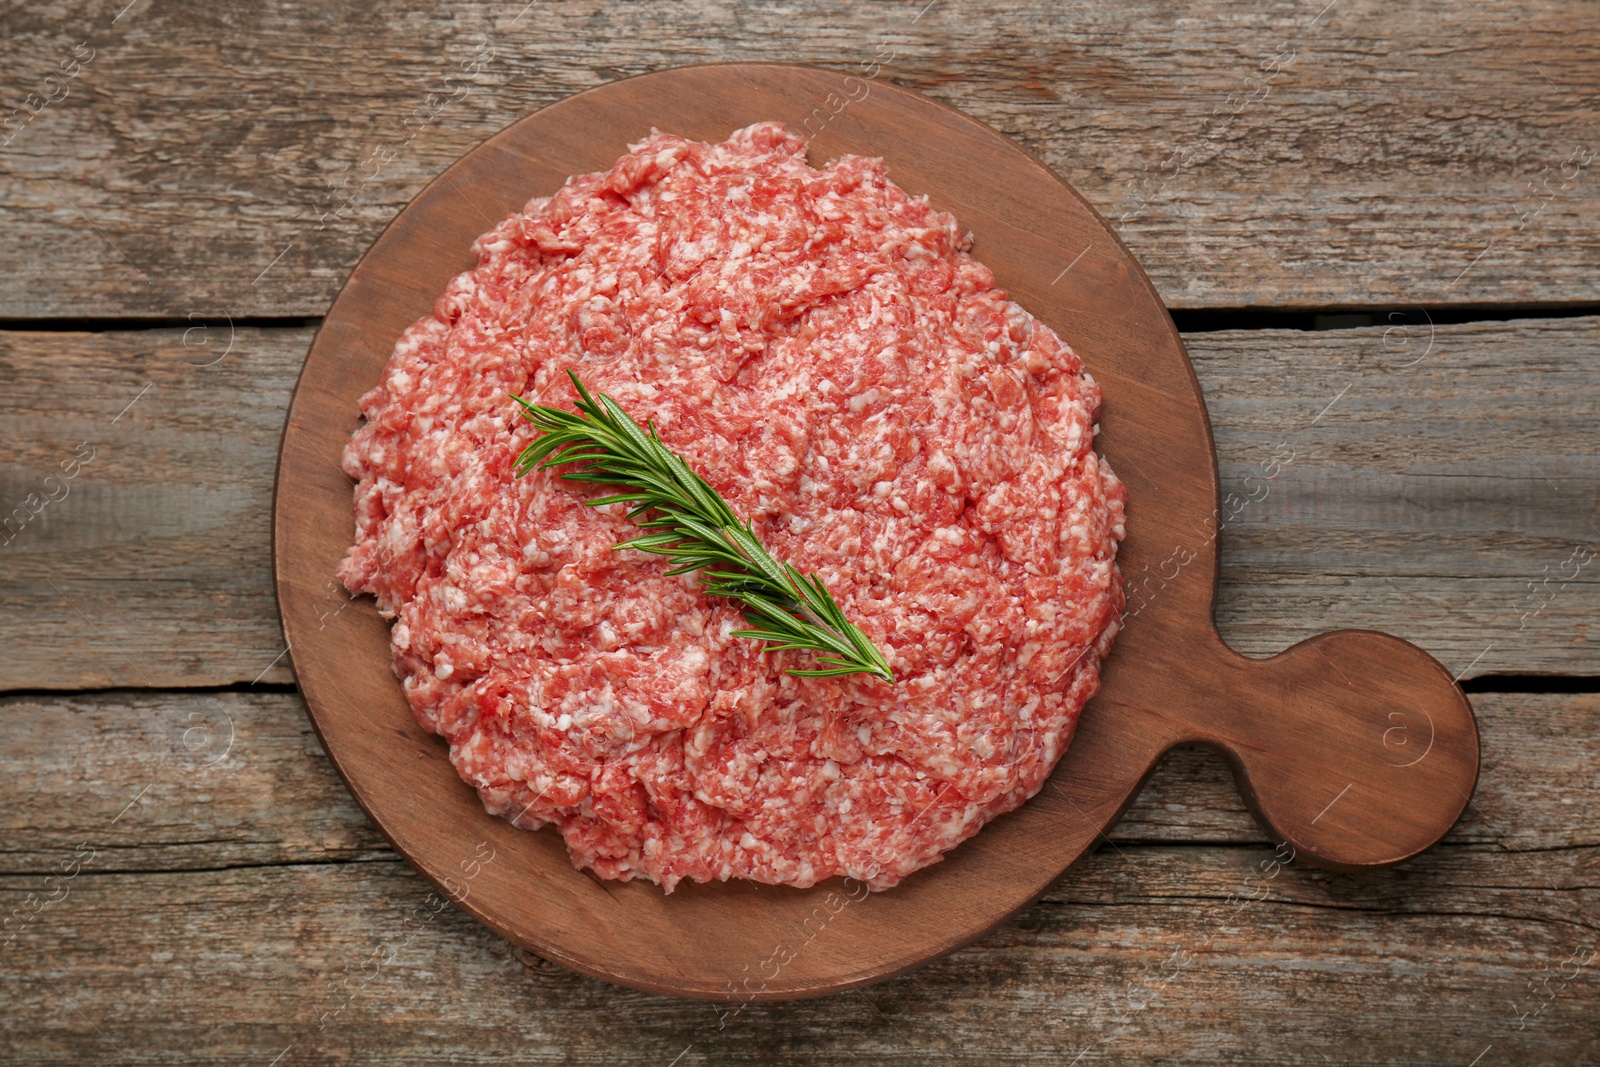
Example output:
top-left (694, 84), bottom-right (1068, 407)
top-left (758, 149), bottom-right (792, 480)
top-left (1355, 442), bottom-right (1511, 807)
top-left (273, 63), bottom-right (1481, 1000)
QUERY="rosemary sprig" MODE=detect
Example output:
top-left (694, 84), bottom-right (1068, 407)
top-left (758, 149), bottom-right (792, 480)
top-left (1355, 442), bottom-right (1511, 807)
top-left (510, 371), bottom-right (895, 682)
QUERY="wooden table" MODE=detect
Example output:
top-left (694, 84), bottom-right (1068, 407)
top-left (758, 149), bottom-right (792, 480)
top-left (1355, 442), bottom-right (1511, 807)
top-left (3, 2), bottom-right (1596, 1062)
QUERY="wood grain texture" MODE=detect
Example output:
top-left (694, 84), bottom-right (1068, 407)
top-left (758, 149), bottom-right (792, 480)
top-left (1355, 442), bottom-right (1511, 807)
top-left (3, 317), bottom-right (1593, 691)
top-left (0, 1), bottom-right (1591, 1058)
top-left (269, 62), bottom-right (1477, 997)
top-left (0, 690), bottom-right (1587, 878)
top-left (1195, 315), bottom-right (1600, 679)
top-left (2, 844), bottom-right (1594, 1063)
top-left (0, 325), bottom-right (308, 690)
top-left (1, 0), bottom-right (1597, 317)
top-left (2, 690), bottom-right (1594, 1061)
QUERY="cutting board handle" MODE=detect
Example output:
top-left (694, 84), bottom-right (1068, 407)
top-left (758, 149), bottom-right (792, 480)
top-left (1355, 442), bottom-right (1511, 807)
top-left (1182, 630), bottom-right (1479, 869)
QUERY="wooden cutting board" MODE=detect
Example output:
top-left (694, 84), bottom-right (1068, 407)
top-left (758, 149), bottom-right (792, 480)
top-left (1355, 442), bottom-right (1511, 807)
top-left (272, 63), bottom-right (1480, 1000)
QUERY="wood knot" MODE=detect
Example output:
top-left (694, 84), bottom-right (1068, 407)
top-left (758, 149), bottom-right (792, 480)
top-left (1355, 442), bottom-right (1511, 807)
top-left (512, 946), bottom-right (565, 976)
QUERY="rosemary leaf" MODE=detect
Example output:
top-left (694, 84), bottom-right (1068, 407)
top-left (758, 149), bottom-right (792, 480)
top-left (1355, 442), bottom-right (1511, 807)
top-left (511, 371), bottom-right (895, 683)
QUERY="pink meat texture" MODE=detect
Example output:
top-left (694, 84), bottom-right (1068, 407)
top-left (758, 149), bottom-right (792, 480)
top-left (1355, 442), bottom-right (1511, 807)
top-left (338, 122), bottom-right (1126, 891)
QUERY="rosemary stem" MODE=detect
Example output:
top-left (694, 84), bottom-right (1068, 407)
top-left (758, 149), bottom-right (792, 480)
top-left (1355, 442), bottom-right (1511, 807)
top-left (511, 372), bottom-right (894, 683)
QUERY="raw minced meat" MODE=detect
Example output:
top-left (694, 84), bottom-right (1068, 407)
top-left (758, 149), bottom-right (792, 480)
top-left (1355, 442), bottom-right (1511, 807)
top-left (337, 121), bottom-right (1126, 892)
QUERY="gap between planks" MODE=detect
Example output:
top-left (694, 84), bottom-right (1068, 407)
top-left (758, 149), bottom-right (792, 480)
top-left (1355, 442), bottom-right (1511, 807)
top-left (3, 304), bottom-right (1599, 336)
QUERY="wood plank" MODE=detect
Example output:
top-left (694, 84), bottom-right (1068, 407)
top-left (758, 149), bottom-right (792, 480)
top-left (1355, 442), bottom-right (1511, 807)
top-left (0, 325), bottom-right (303, 688)
top-left (3, 316), bottom-right (1593, 689)
top-left (1, 691), bottom-right (1591, 875)
top-left (1195, 315), bottom-right (1600, 679)
top-left (1, 0), bottom-right (1596, 317)
top-left (2, 843), bottom-right (1593, 1063)
top-left (0, 691), bottom-right (387, 875)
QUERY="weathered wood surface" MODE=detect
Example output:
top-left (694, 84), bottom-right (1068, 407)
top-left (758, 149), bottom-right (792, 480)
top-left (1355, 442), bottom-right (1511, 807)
top-left (3, 317), bottom-right (1594, 690)
top-left (2, 691), bottom-right (1594, 1064)
top-left (4, 0), bottom-right (1597, 1055)
top-left (6, 846), bottom-right (1596, 1065)
top-left (1, 690), bottom-right (1592, 876)
top-left (2, 0), bottom-right (1598, 318)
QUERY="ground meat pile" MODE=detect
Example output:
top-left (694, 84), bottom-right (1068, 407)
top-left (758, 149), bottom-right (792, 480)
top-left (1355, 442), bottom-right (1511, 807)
top-left (338, 122), bottom-right (1126, 892)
